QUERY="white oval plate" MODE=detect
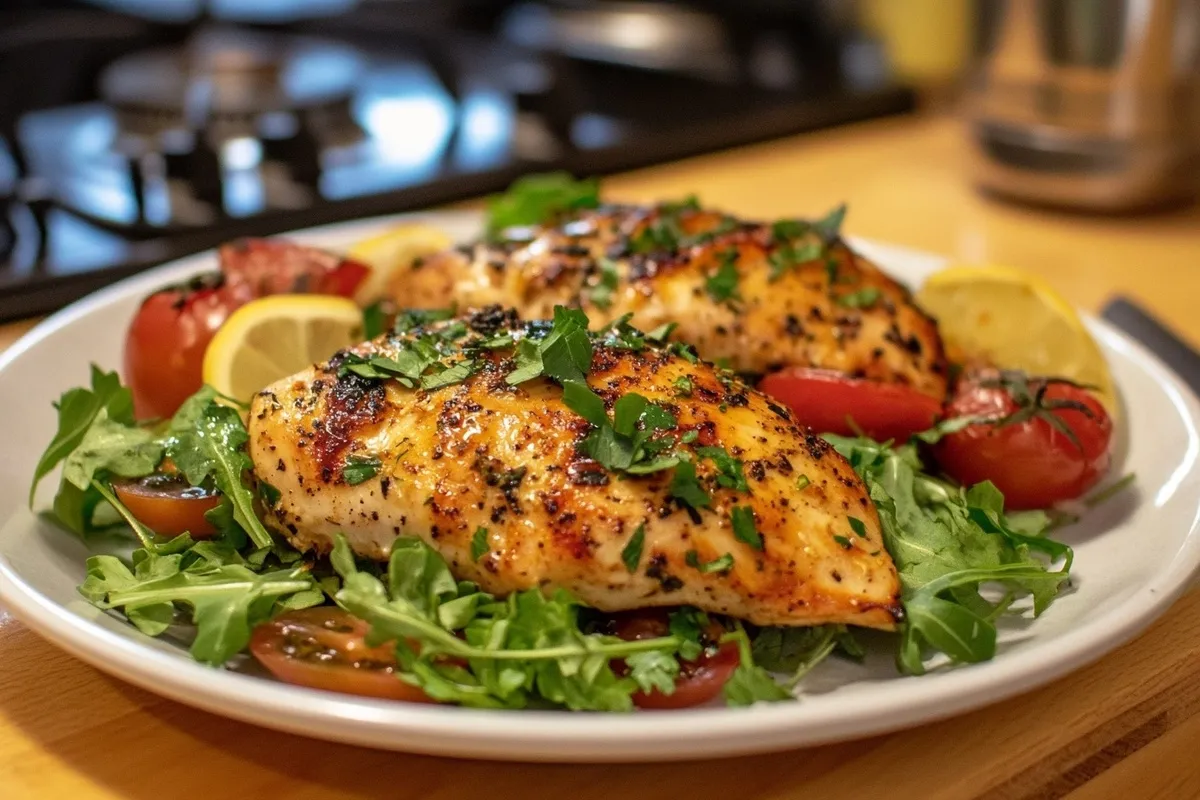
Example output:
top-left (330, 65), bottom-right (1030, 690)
top-left (1, 212), bottom-right (1199, 763)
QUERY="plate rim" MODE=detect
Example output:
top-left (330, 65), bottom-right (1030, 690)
top-left (2, 211), bottom-right (1199, 762)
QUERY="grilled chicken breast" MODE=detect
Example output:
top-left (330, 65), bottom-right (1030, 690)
top-left (248, 308), bottom-right (902, 629)
top-left (389, 205), bottom-right (947, 398)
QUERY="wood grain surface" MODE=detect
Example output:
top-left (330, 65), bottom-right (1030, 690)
top-left (3, 114), bottom-right (1200, 799)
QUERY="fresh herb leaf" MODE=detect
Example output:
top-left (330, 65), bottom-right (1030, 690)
top-left (644, 322), bottom-right (677, 343)
top-left (168, 401), bottom-right (274, 549)
top-left (673, 376), bottom-right (693, 397)
top-left (730, 505), bottom-right (763, 550)
top-left (836, 287), bottom-right (882, 309)
top-left (621, 523), bottom-right (646, 572)
top-left (696, 446), bottom-right (749, 492)
top-left (771, 219), bottom-right (810, 241)
top-left (31, 366), bottom-right (135, 505)
top-left (686, 550), bottom-right (734, 574)
top-left (588, 258), bottom-right (620, 310)
top-left (629, 218), bottom-right (682, 254)
top-left (768, 241), bottom-right (823, 281)
top-left (796, 474), bottom-right (810, 491)
top-left (507, 306), bottom-right (593, 386)
top-left (420, 359), bottom-right (478, 391)
top-left (471, 527), bottom-right (490, 562)
top-left (705, 249), bottom-right (741, 305)
top-left (669, 460), bottom-right (711, 510)
top-left (722, 625), bottom-right (793, 706)
top-left (486, 173), bottom-right (600, 237)
top-left (848, 517), bottom-right (867, 538)
top-left (561, 380), bottom-right (608, 427)
top-left (832, 535), bottom-right (852, 549)
top-left (342, 455), bottom-right (382, 486)
top-left (668, 607), bottom-right (707, 661)
top-left (751, 624), bottom-right (849, 687)
top-left (394, 308), bottom-right (455, 334)
top-left (362, 302), bottom-right (386, 339)
top-left (813, 203), bottom-right (848, 241)
top-left (61, 412), bottom-right (162, 492)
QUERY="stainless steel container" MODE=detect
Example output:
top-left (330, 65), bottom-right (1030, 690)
top-left (965, 0), bottom-right (1200, 210)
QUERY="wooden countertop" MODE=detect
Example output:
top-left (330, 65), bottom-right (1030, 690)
top-left (4, 115), bottom-right (1200, 799)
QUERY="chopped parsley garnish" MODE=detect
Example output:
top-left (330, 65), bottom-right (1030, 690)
top-left (362, 302), bottom-right (386, 339)
top-left (824, 257), bottom-right (840, 286)
top-left (730, 505), bottom-right (763, 550)
top-left (836, 287), bottom-right (882, 309)
top-left (629, 218), bottom-right (682, 254)
top-left (645, 322), bottom-right (677, 343)
top-left (832, 535), bottom-right (852, 550)
top-left (393, 307), bottom-right (455, 334)
top-left (561, 380), bottom-right (607, 426)
top-left (485, 172), bottom-right (600, 237)
top-left (506, 306), bottom-right (593, 385)
top-left (661, 194), bottom-right (701, 213)
top-left (668, 342), bottom-right (700, 364)
top-left (563, 382), bottom-right (682, 475)
top-left (470, 527), bottom-right (489, 561)
top-left (696, 446), bottom-right (749, 492)
top-left (796, 474), bottom-right (810, 491)
top-left (813, 203), bottom-right (848, 241)
top-left (588, 258), bottom-right (620, 310)
top-left (848, 517), bottom-right (868, 538)
top-left (686, 550), bottom-right (734, 574)
top-left (768, 241), bottom-right (823, 281)
top-left (669, 459), bottom-right (711, 510)
top-left (705, 249), bottom-right (741, 305)
top-left (419, 359), bottom-right (478, 390)
top-left (673, 376), bottom-right (693, 397)
top-left (771, 219), bottom-right (810, 241)
top-left (621, 523), bottom-right (646, 572)
top-left (342, 455), bottom-right (381, 485)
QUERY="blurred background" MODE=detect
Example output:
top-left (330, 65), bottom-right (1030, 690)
top-left (0, 0), bottom-right (1196, 321)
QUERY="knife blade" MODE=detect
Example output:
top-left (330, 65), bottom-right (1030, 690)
top-left (1101, 297), bottom-right (1200, 398)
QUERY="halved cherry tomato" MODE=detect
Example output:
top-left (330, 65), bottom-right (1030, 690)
top-left (758, 368), bottom-right (943, 441)
top-left (112, 474), bottom-right (222, 538)
top-left (123, 273), bottom-right (244, 420)
top-left (249, 607), bottom-right (433, 703)
top-left (609, 610), bottom-right (740, 710)
top-left (935, 369), bottom-right (1113, 509)
top-left (218, 239), bottom-right (370, 298)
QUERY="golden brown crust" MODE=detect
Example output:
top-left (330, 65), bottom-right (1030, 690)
top-left (388, 205), bottom-right (948, 397)
top-left (248, 313), bottom-right (903, 629)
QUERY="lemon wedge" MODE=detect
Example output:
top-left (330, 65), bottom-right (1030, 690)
top-left (916, 264), bottom-right (1118, 415)
top-left (347, 223), bottom-right (453, 305)
top-left (203, 295), bottom-right (363, 403)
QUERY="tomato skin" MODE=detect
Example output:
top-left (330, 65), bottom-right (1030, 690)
top-left (609, 610), bottom-right (740, 710)
top-left (218, 239), bottom-right (369, 298)
top-left (123, 274), bottom-right (243, 420)
top-left (758, 368), bottom-right (943, 441)
top-left (935, 372), bottom-right (1113, 509)
top-left (112, 476), bottom-right (221, 538)
top-left (250, 608), bottom-right (433, 703)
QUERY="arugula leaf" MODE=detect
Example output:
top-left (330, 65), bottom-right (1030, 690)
top-left (730, 506), bottom-right (763, 550)
top-left (61, 411), bottom-right (161, 491)
top-left (825, 434), bottom-right (1072, 675)
top-left (486, 173), bottom-right (601, 237)
top-left (31, 366), bottom-right (135, 505)
top-left (331, 535), bottom-right (689, 711)
top-left (169, 402), bottom-right (274, 549)
top-left (750, 625), bottom-right (849, 687)
top-left (722, 625), bottom-right (793, 706)
top-left (621, 523), bottom-right (645, 572)
top-left (705, 250), bottom-right (741, 305)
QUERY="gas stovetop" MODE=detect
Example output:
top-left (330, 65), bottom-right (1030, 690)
top-left (0, 2), bottom-right (913, 321)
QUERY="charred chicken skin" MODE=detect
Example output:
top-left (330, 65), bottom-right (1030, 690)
top-left (248, 308), bottom-right (902, 629)
top-left (388, 204), bottom-right (948, 399)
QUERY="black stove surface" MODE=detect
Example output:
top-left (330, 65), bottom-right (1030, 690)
top-left (0, 2), bottom-right (913, 321)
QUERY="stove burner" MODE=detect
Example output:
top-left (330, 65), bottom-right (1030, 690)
top-left (100, 26), bottom-right (366, 140)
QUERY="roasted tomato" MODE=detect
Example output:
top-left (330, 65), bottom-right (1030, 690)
top-left (123, 273), bottom-right (245, 420)
top-left (218, 239), bottom-right (369, 298)
top-left (111, 474), bottom-right (222, 538)
top-left (609, 610), bottom-right (740, 709)
top-left (250, 607), bottom-right (433, 703)
top-left (758, 368), bottom-right (943, 441)
top-left (935, 369), bottom-right (1113, 509)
